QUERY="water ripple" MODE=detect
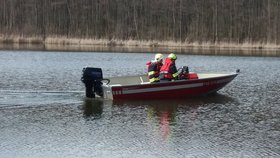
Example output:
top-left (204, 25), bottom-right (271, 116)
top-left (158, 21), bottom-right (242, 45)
top-left (0, 51), bottom-right (279, 158)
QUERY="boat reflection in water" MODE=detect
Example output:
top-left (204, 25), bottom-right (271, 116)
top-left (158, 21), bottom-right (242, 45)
top-left (81, 98), bottom-right (104, 119)
top-left (147, 103), bottom-right (176, 140)
top-left (80, 93), bottom-right (237, 140)
top-left (114, 93), bottom-right (237, 140)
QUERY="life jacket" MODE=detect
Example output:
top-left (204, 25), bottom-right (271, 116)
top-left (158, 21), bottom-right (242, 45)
top-left (147, 61), bottom-right (162, 83)
top-left (160, 58), bottom-right (179, 80)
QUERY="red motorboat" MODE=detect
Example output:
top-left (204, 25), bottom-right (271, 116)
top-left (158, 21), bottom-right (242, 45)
top-left (81, 67), bottom-right (238, 100)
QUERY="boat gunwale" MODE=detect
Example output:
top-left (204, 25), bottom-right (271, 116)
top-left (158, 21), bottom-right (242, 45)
top-left (107, 73), bottom-right (238, 88)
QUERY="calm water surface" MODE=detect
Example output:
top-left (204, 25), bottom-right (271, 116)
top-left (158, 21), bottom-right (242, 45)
top-left (0, 50), bottom-right (279, 158)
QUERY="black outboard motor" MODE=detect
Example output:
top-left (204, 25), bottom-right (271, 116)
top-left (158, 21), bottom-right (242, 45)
top-left (81, 67), bottom-right (106, 98)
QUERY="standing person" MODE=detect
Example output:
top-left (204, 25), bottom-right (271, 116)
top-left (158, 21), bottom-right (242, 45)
top-left (146, 53), bottom-right (164, 83)
top-left (160, 53), bottom-right (179, 81)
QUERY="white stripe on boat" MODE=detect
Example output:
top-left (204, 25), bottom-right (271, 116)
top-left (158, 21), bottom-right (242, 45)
top-left (217, 77), bottom-right (233, 83)
top-left (122, 83), bottom-right (204, 94)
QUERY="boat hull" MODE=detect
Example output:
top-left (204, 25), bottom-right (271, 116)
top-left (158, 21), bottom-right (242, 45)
top-left (103, 73), bottom-right (238, 100)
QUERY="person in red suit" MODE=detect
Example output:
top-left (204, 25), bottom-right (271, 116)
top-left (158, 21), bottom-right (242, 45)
top-left (160, 53), bottom-right (179, 81)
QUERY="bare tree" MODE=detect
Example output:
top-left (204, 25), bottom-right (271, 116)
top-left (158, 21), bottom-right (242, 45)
top-left (1, 0), bottom-right (280, 45)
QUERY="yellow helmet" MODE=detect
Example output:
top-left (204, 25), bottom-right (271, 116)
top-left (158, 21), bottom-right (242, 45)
top-left (154, 53), bottom-right (163, 62)
top-left (168, 53), bottom-right (177, 60)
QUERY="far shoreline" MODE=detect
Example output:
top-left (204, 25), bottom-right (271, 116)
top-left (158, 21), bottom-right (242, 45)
top-left (0, 36), bottom-right (280, 57)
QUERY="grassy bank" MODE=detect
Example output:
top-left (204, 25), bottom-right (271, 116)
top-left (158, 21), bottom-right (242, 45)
top-left (0, 35), bottom-right (280, 56)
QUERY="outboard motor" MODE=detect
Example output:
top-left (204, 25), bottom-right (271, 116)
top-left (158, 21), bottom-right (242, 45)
top-left (81, 67), bottom-right (108, 98)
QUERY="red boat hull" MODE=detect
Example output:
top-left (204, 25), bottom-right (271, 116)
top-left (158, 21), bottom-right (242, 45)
top-left (110, 73), bottom-right (237, 100)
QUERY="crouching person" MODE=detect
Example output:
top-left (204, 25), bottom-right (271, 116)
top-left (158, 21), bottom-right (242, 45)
top-left (146, 53), bottom-right (164, 83)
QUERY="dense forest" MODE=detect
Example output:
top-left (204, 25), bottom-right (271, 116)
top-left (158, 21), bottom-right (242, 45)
top-left (0, 0), bottom-right (280, 45)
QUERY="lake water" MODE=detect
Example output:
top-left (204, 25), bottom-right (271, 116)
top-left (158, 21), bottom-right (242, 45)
top-left (0, 50), bottom-right (279, 158)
